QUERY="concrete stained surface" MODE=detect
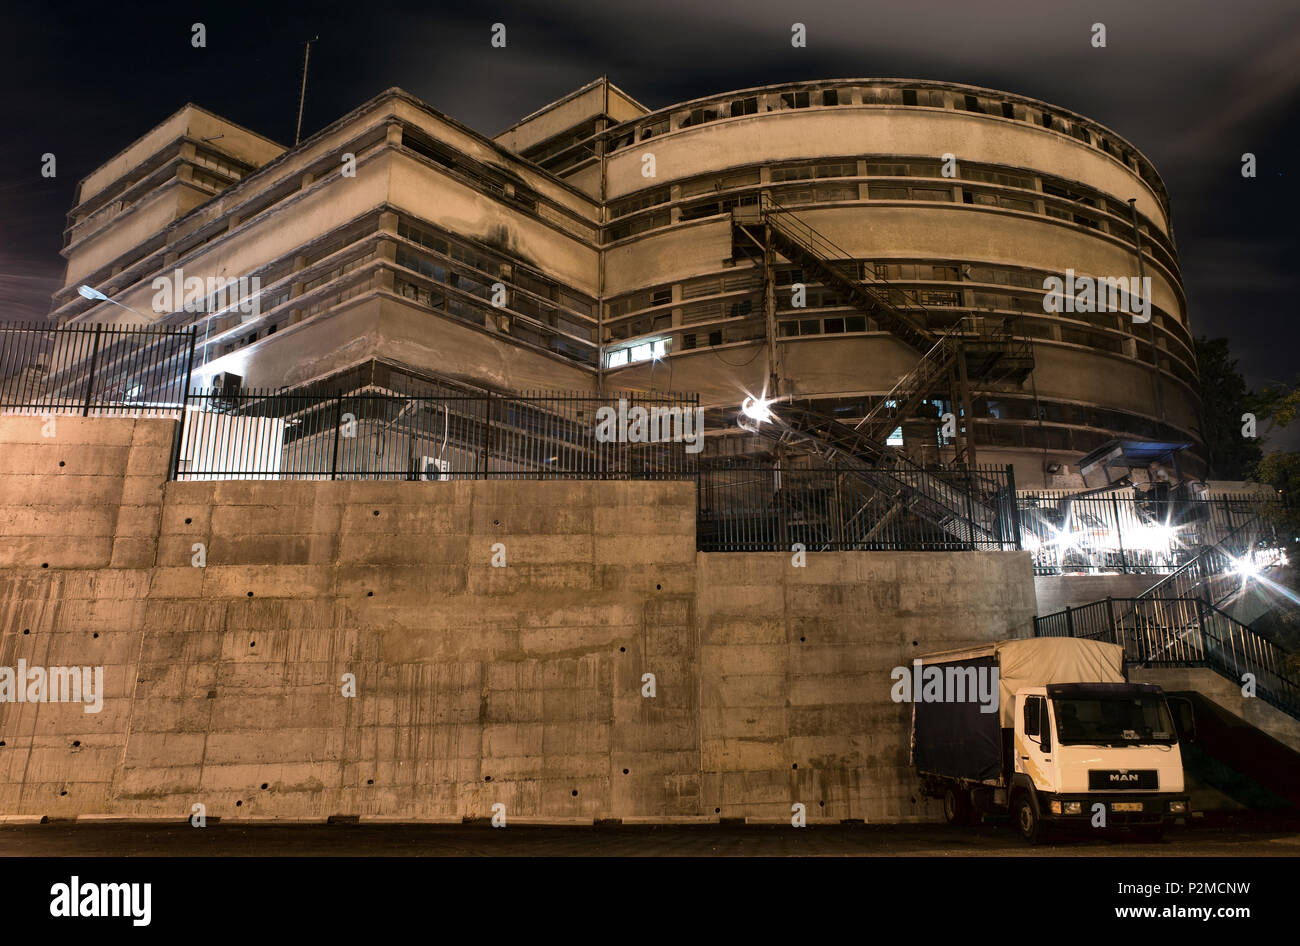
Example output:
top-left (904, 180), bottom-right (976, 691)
top-left (2, 823), bottom-right (1297, 857)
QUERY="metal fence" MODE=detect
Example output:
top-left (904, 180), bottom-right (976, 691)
top-left (697, 460), bottom-right (1020, 552)
top-left (0, 322), bottom-right (196, 416)
top-left (1035, 596), bottom-right (1300, 718)
top-left (173, 388), bottom-right (701, 481)
top-left (1018, 488), bottom-right (1283, 575)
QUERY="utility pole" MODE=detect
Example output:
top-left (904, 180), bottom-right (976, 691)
top-left (1128, 198), bottom-right (1166, 423)
top-left (295, 36), bottom-right (320, 146)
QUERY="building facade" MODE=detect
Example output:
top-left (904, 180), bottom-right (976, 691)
top-left (51, 78), bottom-right (1203, 486)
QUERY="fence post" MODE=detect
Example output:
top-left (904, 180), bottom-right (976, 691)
top-left (1065, 605), bottom-right (1074, 637)
top-left (329, 394), bottom-right (343, 481)
top-left (1006, 464), bottom-right (1021, 551)
top-left (1106, 595), bottom-right (1117, 647)
top-left (167, 330), bottom-right (198, 480)
top-left (1111, 494), bottom-right (1128, 574)
top-left (80, 324), bottom-right (103, 417)
top-left (481, 393), bottom-right (493, 479)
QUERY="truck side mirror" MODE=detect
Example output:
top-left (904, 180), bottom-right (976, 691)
top-left (1040, 700), bottom-right (1052, 753)
top-left (1022, 698), bottom-right (1039, 738)
top-left (1168, 697), bottom-right (1196, 743)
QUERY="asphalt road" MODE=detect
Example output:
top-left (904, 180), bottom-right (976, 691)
top-left (3, 819), bottom-right (1298, 856)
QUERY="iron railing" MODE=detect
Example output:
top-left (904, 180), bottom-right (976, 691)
top-left (1018, 488), bottom-right (1283, 575)
top-left (1035, 596), bottom-right (1300, 719)
top-left (173, 388), bottom-right (700, 481)
top-left (697, 459), bottom-right (1020, 552)
top-left (0, 322), bottom-right (196, 416)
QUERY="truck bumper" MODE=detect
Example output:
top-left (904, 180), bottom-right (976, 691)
top-left (1039, 793), bottom-right (1188, 826)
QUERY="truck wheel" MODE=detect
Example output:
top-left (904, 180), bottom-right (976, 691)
top-left (942, 785), bottom-right (973, 825)
top-left (1013, 794), bottom-right (1046, 845)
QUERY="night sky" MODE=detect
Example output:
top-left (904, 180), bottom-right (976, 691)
top-left (2, 0), bottom-right (1296, 444)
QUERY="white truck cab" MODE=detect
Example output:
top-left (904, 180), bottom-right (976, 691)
top-left (1010, 682), bottom-right (1187, 842)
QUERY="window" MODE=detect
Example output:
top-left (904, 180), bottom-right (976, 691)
top-left (963, 94), bottom-right (982, 113)
top-left (772, 165), bottom-right (815, 182)
top-left (1024, 696), bottom-right (1043, 737)
top-left (1040, 112), bottom-right (1054, 130)
top-left (651, 288), bottom-right (672, 307)
top-left (822, 89), bottom-right (839, 106)
top-left (610, 188), bottom-right (670, 218)
top-left (902, 89), bottom-right (918, 106)
top-left (1001, 102), bottom-right (1015, 119)
top-left (780, 91), bottom-right (811, 109)
top-left (682, 107), bottom-right (718, 128)
top-left (730, 96), bottom-right (758, 116)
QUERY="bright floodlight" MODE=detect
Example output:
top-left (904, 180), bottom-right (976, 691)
top-left (740, 394), bottom-right (775, 425)
top-left (1229, 555), bottom-right (1261, 579)
top-left (78, 285), bottom-right (110, 301)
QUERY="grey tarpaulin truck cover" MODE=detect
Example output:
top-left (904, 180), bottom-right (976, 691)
top-left (910, 638), bottom-right (1126, 783)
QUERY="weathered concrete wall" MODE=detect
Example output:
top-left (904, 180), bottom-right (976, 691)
top-left (1033, 574), bottom-right (1157, 615)
top-left (696, 553), bottom-right (1036, 822)
top-left (0, 416), bottom-right (1036, 822)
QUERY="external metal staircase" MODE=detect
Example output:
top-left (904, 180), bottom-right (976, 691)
top-left (726, 195), bottom-right (1034, 548)
top-left (1036, 507), bottom-right (1297, 719)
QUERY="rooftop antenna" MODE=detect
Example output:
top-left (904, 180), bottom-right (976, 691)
top-left (294, 35), bottom-right (320, 146)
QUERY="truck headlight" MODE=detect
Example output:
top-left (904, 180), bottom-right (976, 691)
top-left (1063, 801), bottom-right (1082, 815)
top-left (1169, 800), bottom-right (1187, 813)
top-left (1050, 800), bottom-right (1062, 814)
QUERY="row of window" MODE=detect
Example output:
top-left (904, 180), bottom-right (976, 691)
top-left (603, 156), bottom-right (1176, 266)
top-left (604, 84), bottom-right (1164, 204)
top-left (607, 260), bottom-right (1190, 356)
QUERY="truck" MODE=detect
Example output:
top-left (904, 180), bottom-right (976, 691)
top-left (910, 637), bottom-right (1188, 843)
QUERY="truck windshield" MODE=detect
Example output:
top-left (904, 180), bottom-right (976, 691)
top-left (1051, 696), bottom-right (1177, 746)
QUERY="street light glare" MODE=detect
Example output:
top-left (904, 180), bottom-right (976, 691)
top-left (740, 393), bottom-right (775, 425)
top-left (78, 285), bottom-right (109, 301)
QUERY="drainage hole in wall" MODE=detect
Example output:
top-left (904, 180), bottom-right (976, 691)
top-left (367, 779), bottom-right (374, 786)
top-left (247, 591), bottom-right (254, 597)
top-left (571, 790), bottom-right (578, 797)
top-left (71, 741), bottom-right (80, 748)
top-left (60, 790), bottom-right (67, 796)
top-left (799, 636), bottom-right (806, 643)
top-left (655, 583), bottom-right (661, 591)
top-left (484, 776), bottom-right (491, 782)
top-left (58, 461), bottom-right (65, 467)
top-left (260, 783), bottom-right (268, 790)
top-left (819, 801), bottom-right (825, 807)
top-left (372, 510), bottom-right (380, 516)
top-left (184, 517), bottom-right (192, 524)
top-left (492, 519), bottom-right (499, 526)
top-left (249, 641), bottom-right (256, 648)
top-left (41, 563), bottom-right (48, 569)
top-left (366, 591), bottom-right (374, 597)
top-left (618, 646), bottom-right (625, 653)
top-left (715, 808), bottom-right (720, 814)
top-left (22, 629), bottom-right (30, 635)
top-left (92, 632), bottom-right (98, 639)
top-left (912, 640), bottom-right (919, 647)
top-left (0, 741), bottom-right (5, 747)
top-left (622, 769), bottom-right (629, 775)
top-left (792, 763), bottom-right (798, 770)
top-left (235, 800), bottom-right (242, 807)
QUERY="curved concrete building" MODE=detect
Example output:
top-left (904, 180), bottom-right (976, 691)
top-left (52, 78), bottom-right (1204, 487)
top-left (578, 79), bottom-right (1201, 485)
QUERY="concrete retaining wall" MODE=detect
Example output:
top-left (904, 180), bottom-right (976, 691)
top-left (0, 416), bottom-right (1036, 822)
